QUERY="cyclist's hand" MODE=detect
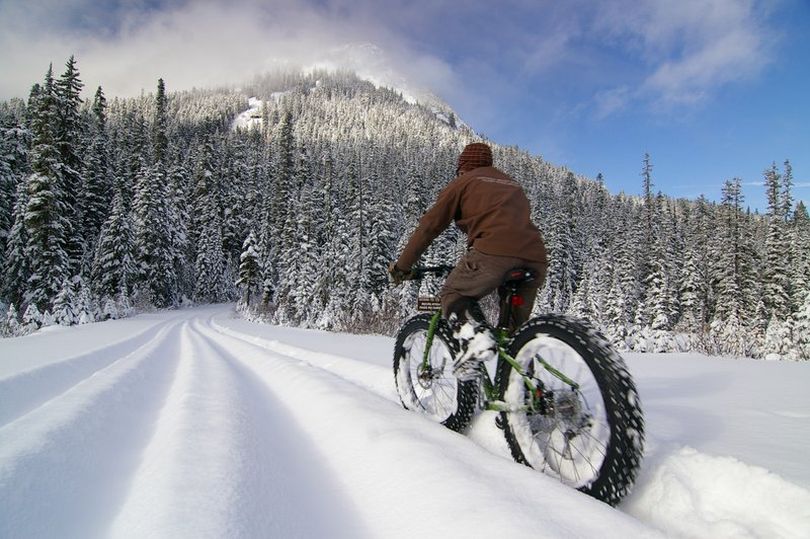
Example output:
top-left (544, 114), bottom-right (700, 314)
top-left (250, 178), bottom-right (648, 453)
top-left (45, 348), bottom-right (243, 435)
top-left (388, 262), bottom-right (414, 285)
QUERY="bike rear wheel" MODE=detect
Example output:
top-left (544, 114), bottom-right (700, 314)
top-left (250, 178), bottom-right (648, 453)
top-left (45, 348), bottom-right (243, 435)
top-left (394, 314), bottom-right (478, 432)
top-left (498, 315), bottom-right (644, 506)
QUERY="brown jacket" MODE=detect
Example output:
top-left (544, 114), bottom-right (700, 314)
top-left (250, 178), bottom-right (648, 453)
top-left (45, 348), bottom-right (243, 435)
top-left (397, 166), bottom-right (547, 270)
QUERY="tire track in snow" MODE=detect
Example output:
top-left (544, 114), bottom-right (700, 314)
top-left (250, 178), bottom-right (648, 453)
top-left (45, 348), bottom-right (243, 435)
top-left (0, 319), bottom-right (184, 539)
top-left (109, 318), bottom-right (368, 538)
top-left (207, 315), bottom-right (396, 401)
top-left (193, 314), bottom-right (657, 538)
top-left (0, 319), bottom-right (178, 426)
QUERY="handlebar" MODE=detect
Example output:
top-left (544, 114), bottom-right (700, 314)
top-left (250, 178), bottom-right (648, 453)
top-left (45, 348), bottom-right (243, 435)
top-left (411, 265), bottom-right (455, 279)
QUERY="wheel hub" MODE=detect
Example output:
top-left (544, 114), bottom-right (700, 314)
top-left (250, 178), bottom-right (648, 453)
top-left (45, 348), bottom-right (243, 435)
top-left (416, 363), bottom-right (435, 389)
top-left (555, 390), bottom-right (582, 422)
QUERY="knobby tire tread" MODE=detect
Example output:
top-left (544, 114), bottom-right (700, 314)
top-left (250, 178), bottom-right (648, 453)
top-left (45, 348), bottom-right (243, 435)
top-left (498, 314), bottom-right (645, 506)
top-left (393, 314), bottom-right (478, 432)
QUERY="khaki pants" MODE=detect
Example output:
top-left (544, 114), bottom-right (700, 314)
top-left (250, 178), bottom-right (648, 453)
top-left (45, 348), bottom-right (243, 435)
top-left (440, 248), bottom-right (547, 332)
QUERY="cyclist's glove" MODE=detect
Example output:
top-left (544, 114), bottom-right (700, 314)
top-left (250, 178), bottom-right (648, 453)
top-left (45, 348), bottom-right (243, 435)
top-left (388, 262), bottom-right (414, 285)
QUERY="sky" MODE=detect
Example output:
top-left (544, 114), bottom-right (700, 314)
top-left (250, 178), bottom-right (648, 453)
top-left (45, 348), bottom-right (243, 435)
top-left (1, 0), bottom-right (808, 212)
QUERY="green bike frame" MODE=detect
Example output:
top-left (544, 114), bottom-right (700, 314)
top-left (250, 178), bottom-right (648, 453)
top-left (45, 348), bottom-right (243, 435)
top-left (421, 310), bottom-right (579, 414)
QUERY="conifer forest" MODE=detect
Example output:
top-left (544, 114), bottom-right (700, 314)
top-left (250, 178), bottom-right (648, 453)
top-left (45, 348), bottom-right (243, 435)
top-left (1, 57), bottom-right (808, 359)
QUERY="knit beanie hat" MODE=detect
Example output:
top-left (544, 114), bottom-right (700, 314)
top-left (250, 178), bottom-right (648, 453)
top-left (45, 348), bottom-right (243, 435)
top-left (457, 142), bottom-right (493, 174)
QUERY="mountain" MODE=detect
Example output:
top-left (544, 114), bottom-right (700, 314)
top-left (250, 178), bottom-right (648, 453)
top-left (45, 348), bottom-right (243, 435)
top-left (305, 42), bottom-right (445, 109)
top-left (0, 53), bottom-right (808, 360)
top-left (238, 42), bottom-right (463, 131)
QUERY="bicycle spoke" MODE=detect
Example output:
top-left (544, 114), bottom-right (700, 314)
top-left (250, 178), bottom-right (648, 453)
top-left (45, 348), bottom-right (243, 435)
top-left (434, 382), bottom-right (455, 409)
top-left (568, 438), bottom-right (601, 478)
top-left (578, 428), bottom-right (609, 458)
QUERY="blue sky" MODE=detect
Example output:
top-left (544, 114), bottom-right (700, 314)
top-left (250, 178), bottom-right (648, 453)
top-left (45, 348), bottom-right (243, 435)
top-left (0, 0), bottom-right (807, 212)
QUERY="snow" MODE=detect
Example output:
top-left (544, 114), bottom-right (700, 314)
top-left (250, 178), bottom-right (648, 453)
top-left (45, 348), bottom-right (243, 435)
top-left (231, 97), bottom-right (264, 131)
top-left (1, 305), bottom-right (809, 538)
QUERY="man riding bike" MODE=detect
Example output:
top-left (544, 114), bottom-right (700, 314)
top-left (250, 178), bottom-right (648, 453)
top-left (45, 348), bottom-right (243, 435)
top-left (389, 142), bottom-right (548, 379)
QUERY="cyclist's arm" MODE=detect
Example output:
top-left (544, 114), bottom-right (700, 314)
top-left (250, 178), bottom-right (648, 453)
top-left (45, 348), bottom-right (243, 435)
top-left (396, 178), bottom-right (464, 270)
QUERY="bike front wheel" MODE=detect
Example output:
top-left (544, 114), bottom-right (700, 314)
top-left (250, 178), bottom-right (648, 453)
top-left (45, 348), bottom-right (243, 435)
top-left (393, 314), bottom-right (478, 432)
top-left (498, 315), bottom-right (644, 506)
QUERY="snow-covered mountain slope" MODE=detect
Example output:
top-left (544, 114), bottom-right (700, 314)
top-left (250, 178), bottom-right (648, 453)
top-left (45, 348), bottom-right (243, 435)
top-left (1, 305), bottom-right (808, 538)
top-left (305, 42), bottom-right (450, 112)
top-left (242, 42), bottom-right (464, 131)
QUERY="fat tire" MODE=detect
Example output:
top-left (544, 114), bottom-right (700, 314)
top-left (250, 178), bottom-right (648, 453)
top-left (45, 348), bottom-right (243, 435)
top-left (498, 315), bottom-right (644, 506)
top-left (394, 313), bottom-right (478, 432)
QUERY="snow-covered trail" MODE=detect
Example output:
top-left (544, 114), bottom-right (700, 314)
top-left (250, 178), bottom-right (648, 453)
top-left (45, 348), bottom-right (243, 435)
top-left (1, 305), bottom-right (809, 538)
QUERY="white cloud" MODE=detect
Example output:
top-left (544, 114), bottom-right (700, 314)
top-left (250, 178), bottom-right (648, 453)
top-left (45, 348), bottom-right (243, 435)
top-left (0, 0), bottom-right (459, 101)
top-left (0, 0), bottom-right (781, 127)
top-left (589, 0), bottom-right (776, 114)
top-left (593, 86), bottom-right (633, 119)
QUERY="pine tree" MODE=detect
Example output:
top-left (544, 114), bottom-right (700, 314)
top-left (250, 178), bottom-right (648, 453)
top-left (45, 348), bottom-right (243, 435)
top-left (781, 160), bottom-right (794, 223)
top-left (91, 189), bottom-right (135, 300)
top-left (54, 56), bottom-right (84, 275)
top-left (132, 163), bottom-right (176, 307)
top-left (790, 201), bottom-right (810, 313)
top-left (3, 303), bottom-right (21, 337)
top-left (192, 156), bottom-right (230, 303)
top-left (793, 290), bottom-right (810, 360)
top-left (709, 179), bottom-right (750, 354)
top-left (2, 180), bottom-right (30, 306)
top-left (344, 155), bottom-right (374, 322)
top-left (22, 302), bottom-right (42, 332)
top-left (678, 196), bottom-right (713, 334)
top-left (101, 296), bottom-right (119, 320)
top-left (23, 65), bottom-right (72, 311)
top-left (129, 80), bottom-right (180, 308)
top-left (80, 86), bottom-right (112, 258)
top-left (75, 278), bottom-right (97, 324)
top-left (367, 184), bottom-right (398, 300)
top-left (152, 79), bottom-right (169, 170)
top-left (539, 172), bottom-right (579, 313)
top-left (762, 163), bottom-right (791, 321)
top-left (236, 229), bottom-right (262, 306)
top-left (270, 110), bottom-right (295, 232)
top-left (166, 157), bottom-right (193, 299)
top-left (52, 278), bottom-right (77, 326)
top-left (1, 119), bottom-right (29, 270)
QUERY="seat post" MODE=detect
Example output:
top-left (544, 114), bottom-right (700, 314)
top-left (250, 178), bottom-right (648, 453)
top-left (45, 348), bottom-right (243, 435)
top-left (496, 284), bottom-right (517, 332)
top-left (497, 268), bottom-right (537, 334)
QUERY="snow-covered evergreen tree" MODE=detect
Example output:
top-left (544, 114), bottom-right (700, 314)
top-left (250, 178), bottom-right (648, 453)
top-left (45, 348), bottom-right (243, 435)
top-left (52, 278), bottom-right (77, 326)
top-left (54, 56), bottom-right (85, 276)
top-left (80, 86), bottom-right (112, 262)
top-left (91, 189), bottom-right (135, 300)
top-left (0, 119), bottom-right (29, 272)
top-left (538, 172), bottom-right (579, 313)
top-left (2, 180), bottom-right (30, 306)
top-left (793, 290), bottom-right (810, 360)
top-left (3, 303), bottom-right (22, 337)
top-left (132, 163), bottom-right (176, 307)
top-left (22, 301), bottom-right (42, 332)
top-left (23, 65), bottom-right (72, 311)
top-left (236, 229), bottom-right (262, 306)
top-left (193, 161), bottom-right (230, 303)
top-left (763, 164), bottom-right (791, 321)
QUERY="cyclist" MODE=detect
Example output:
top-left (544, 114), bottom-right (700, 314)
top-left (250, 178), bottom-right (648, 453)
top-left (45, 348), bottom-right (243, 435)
top-left (389, 142), bottom-right (548, 379)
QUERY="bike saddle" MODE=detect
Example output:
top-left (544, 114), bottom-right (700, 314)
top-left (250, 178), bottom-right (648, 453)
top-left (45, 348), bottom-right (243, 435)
top-left (503, 268), bottom-right (537, 286)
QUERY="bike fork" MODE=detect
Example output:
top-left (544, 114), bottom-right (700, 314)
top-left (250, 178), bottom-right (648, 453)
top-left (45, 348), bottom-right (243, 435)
top-left (422, 311), bottom-right (443, 369)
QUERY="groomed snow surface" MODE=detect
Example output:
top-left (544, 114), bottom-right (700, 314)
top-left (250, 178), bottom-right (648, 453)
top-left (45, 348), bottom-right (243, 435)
top-left (1, 305), bottom-right (808, 538)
